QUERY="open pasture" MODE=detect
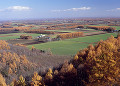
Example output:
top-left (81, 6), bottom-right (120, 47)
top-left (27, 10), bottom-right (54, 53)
top-left (28, 33), bottom-right (117, 55)
top-left (45, 30), bottom-right (76, 33)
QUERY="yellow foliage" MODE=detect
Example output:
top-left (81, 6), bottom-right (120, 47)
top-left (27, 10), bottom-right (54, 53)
top-left (0, 74), bottom-right (7, 86)
top-left (48, 68), bottom-right (53, 74)
top-left (31, 72), bottom-right (42, 86)
top-left (75, 36), bottom-right (120, 85)
top-left (0, 40), bottom-right (10, 50)
top-left (74, 55), bottom-right (78, 60)
top-left (8, 67), bottom-right (13, 74)
top-left (32, 72), bottom-right (42, 81)
top-left (45, 72), bottom-right (53, 80)
top-left (107, 77), bottom-right (115, 82)
top-left (45, 68), bottom-right (53, 80)
top-left (94, 73), bottom-right (99, 77)
top-left (15, 43), bottom-right (26, 47)
top-left (17, 75), bottom-right (26, 86)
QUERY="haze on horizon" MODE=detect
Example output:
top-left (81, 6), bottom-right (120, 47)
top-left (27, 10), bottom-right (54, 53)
top-left (0, 0), bottom-right (120, 20)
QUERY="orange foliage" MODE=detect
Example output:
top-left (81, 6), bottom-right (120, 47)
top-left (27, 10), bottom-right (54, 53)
top-left (75, 36), bottom-right (120, 85)
top-left (0, 26), bottom-right (31, 31)
top-left (60, 61), bottom-right (75, 74)
top-left (31, 72), bottom-right (43, 86)
top-left (16, 75), bottom-right (26, 86)
top-left (57, 32), bottom-right (84, 39)
top-left (0, 74), bottom-right (7, 86)
top-left (45, 68), bottom-right (53, 80)
top-left (86, 26), bottom-right (116, 31)
top-left (24, 29), bottom-right (55, 34)
top-left (46, 24), bottom-right (84, 30)
top-left (0, 51), bottom-right (36, 75)
top-left (0, 40), bottom-right (10, 50)
top-left (14, 43), bottom-right (26, 47)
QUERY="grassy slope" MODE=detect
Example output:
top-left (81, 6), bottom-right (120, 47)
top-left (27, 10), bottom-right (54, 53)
top-left (0, 36), bottom-right (20, 40)
top-left (27, 33), bottom-right (117, 55)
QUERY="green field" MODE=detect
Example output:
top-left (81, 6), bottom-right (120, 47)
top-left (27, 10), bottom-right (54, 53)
top-left (28, 33), bottom-right (117, 55)
top-left (0, 36), bottom-right (20, 40)
top-left (0, 33), bottom-right (25, 36)
top-left (0, 33), bottom-right (47, 40)
top-left (0, 31), bottom-right (118, 55)
top-left (45, 30), bottom-right (76, 33)
top-left (30, 27), bottom-right (39, 29)
top-left (111, 26), bottom-right (120, 30)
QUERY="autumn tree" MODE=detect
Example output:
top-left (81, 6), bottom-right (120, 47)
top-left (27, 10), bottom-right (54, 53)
top-left (0, 74), bottom-right (7, 86)
top-left (0, 40), bottom-right (10, 50)
top-left (16, 75), bottom-right (26, 86)
top-left (56, 32), bottom-right (84, 39)
top-left (75, 35), bottom-right (120, 85)
top-left (45, 68), bottom-right (53, 80)
top-left (31, 72), bottom-right (43, 86)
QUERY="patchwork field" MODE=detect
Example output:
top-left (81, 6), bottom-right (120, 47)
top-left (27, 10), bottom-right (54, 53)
top-left (0, 26), bottom-right (118, 55)
top-left (28, 33), bottom-right (117, 55)
top-left (0, 27), bottom-right (118, 55)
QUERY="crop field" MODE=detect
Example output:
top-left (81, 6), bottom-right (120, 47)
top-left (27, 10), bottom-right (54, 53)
top-left (0, 26), bottom-right (118, 55)
top-left (0, 28), bottom-right (116, 55)
top-left (27, 39), bottom-right (89, 55)
top-left (28, 32), bottom-right (117, 55)
top-left (0, 33), bottom-right (25, 36)
top-left (0, 35), bottom-right (20, 40)
top-left (0, 33), bottom-right (47, 40)
top-left (81, 29), bottom-right (100, 33)
top-left (45, 29), bottom-right (100, 34)
top-left (45, 30), bottom-right (76, 33)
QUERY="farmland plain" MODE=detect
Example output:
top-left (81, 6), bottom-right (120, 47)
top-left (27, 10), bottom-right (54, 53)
top-left (0, 24), bottom-right (118, 55)
top-left (28, 32), bottom-right (117, 55)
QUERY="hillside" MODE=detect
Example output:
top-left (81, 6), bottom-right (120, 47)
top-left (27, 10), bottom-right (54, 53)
top-left (9, 36), bottom-right (120, 85)
top-left (0, 40), bottom-right (71, 84)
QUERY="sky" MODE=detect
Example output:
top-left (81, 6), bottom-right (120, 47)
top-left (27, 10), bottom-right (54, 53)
top-left (0, 0), bottom-right (120, 20)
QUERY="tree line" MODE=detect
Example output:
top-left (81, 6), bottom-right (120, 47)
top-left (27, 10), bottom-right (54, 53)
top-left (86, 26), bottom-right (116, 31)
top-left (24, 29), bottom-right (55, 34)
top-left (56, 32), bottom-right (84, 39)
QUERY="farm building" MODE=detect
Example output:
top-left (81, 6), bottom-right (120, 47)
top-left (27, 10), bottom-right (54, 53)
top-left (36, 34), bottom-right (46, 38)
top-left (37, 36), bottom-right (51, 42)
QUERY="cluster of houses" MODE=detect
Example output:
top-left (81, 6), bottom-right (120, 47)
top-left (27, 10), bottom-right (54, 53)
top-left (36, 34), bottom-right (61, 42)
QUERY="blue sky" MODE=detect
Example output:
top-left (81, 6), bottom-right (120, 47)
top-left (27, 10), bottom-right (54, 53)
top-left (0, 0), bottom-right (120, 20)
